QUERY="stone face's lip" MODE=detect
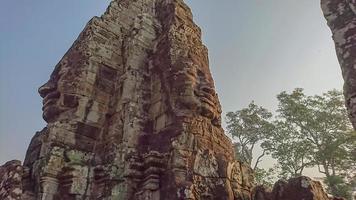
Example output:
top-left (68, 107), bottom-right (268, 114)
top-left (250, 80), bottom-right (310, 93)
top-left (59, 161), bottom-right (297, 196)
top-left (195, 90), bottom-right (215, 106)
top-left (200, 86), bottom-right (214, 94)
top-left (42, 91), bottom-right (60, 110)
top-left (197, 92), bottom-right (215, 107)
top-left (201, 97), bottom-right (215, 108)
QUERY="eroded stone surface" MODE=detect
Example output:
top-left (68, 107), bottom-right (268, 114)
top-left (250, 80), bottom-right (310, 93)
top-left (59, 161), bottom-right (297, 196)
top-left (0, 161), bottom-right (23, 200)
top-left (252, 177), bottom-right (330, 200)
top-left (321, 0), bottom-right (356, 129)
top-left (0, 0), bottom-right (254, 199)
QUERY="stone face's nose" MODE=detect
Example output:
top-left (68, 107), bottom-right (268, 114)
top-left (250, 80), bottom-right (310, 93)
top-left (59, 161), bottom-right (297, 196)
top-left (38, 81), bottom-right (56, 98)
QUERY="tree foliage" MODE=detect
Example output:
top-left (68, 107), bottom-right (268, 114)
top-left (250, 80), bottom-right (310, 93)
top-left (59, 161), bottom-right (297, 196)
top-left (325, 175), bottom-right (353, 200)
top-left (264, 121), bottom-right (314, 178)
top-left (226, 102), bottom-right (273, 169)
top-left (227, 89), bottom-right (355, 198)
top-left (276, 89), bottom-right (353, 176)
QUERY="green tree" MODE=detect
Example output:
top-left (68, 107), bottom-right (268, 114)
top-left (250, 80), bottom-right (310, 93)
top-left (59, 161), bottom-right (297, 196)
top-left (263, 121), bottom-right (314, 179)
top-left (325, 175), bottom-right (353, 200)
top-left (226, 89), bottom-right (355, 197)
top-left (226, 101), bottom-right (274, 170)
top-left (275, 88), bottom-right (355, 198)
top-left (254, 166), bottom-right (279, 187)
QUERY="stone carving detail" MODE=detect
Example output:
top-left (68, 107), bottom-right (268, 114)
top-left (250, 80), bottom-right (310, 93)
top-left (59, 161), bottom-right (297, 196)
top-left (0, 161), bottom-right (24, 200)
top-left (0, 0), bottom-right (254, 199)
top-left (252, 177), bottom-right (331, 200)
top-left (321, 0), bottom-right (356, 129)
top-left (0, 0), bottom-right (338, 199)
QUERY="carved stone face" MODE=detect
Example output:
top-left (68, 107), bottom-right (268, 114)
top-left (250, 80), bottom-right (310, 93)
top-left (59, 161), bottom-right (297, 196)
top-left (38, 51), bottom-right (86, 123)
top-left (195, 67), bottom-right (218, 119)
top-left (230, 162), bottom-right (242, 185)
top-left (173, 61), bottom-right (219, 120)
top-left (38, 75), bottom-right (61, 123)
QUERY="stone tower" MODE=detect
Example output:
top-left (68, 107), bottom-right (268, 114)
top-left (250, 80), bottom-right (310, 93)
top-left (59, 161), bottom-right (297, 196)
top-left (321, 0), bottom-right (356, 129)
top-left (1, 0), bottom-right (254, 199)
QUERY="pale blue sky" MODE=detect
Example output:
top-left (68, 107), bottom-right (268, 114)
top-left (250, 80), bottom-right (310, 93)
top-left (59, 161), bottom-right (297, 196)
top-left (0, 0), bottom-right (343, 176)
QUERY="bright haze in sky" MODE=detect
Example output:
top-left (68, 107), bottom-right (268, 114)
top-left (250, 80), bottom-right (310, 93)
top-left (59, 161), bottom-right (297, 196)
top-left (0, 0), bottom-right (343, 177)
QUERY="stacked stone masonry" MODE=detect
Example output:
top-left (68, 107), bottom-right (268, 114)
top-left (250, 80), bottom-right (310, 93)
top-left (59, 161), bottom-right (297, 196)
top-left (1, 0), bottom-right (253, 199)
top-left (252, 177), bottom-right (340, 200)
top-left (0, 0), bottom-right (343, 199)
top-left (321, 0), bottom-right (356, 129)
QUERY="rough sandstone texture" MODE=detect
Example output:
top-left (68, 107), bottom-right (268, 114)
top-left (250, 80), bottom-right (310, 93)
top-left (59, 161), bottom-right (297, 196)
top-left (252, 177), bottom-right (332, 200)
top-left (0, 161), bottom-right (24, 200)
top-left (321, 0), bottom-right (356, 129)
top-left (1, 0), bottom-right (253, 199)
top-left (0, 0), bottom-right (338, 200)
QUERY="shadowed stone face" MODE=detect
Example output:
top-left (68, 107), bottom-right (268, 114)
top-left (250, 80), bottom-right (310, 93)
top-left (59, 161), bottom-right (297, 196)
top-left (173, 61), bottom-right (218, 119)
top-left (178, 63), bottom-right (217, 116)
top-left (169, 36), bottom-right (221, 126)
top-left (38, 68), bottom-right (62, 123)
top-left (38, 53), bottom-right (86, 123)
top-left (196, 68), bottom-right (219, 120)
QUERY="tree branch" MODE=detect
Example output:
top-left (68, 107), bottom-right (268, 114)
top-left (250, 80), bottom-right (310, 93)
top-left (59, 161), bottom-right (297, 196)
top-left (253, 149), bottom-right (266, 170)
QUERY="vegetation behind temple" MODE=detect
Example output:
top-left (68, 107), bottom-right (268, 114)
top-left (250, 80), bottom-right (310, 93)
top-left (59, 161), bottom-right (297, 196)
top-left (226, 88), bottom-right (356, 199)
